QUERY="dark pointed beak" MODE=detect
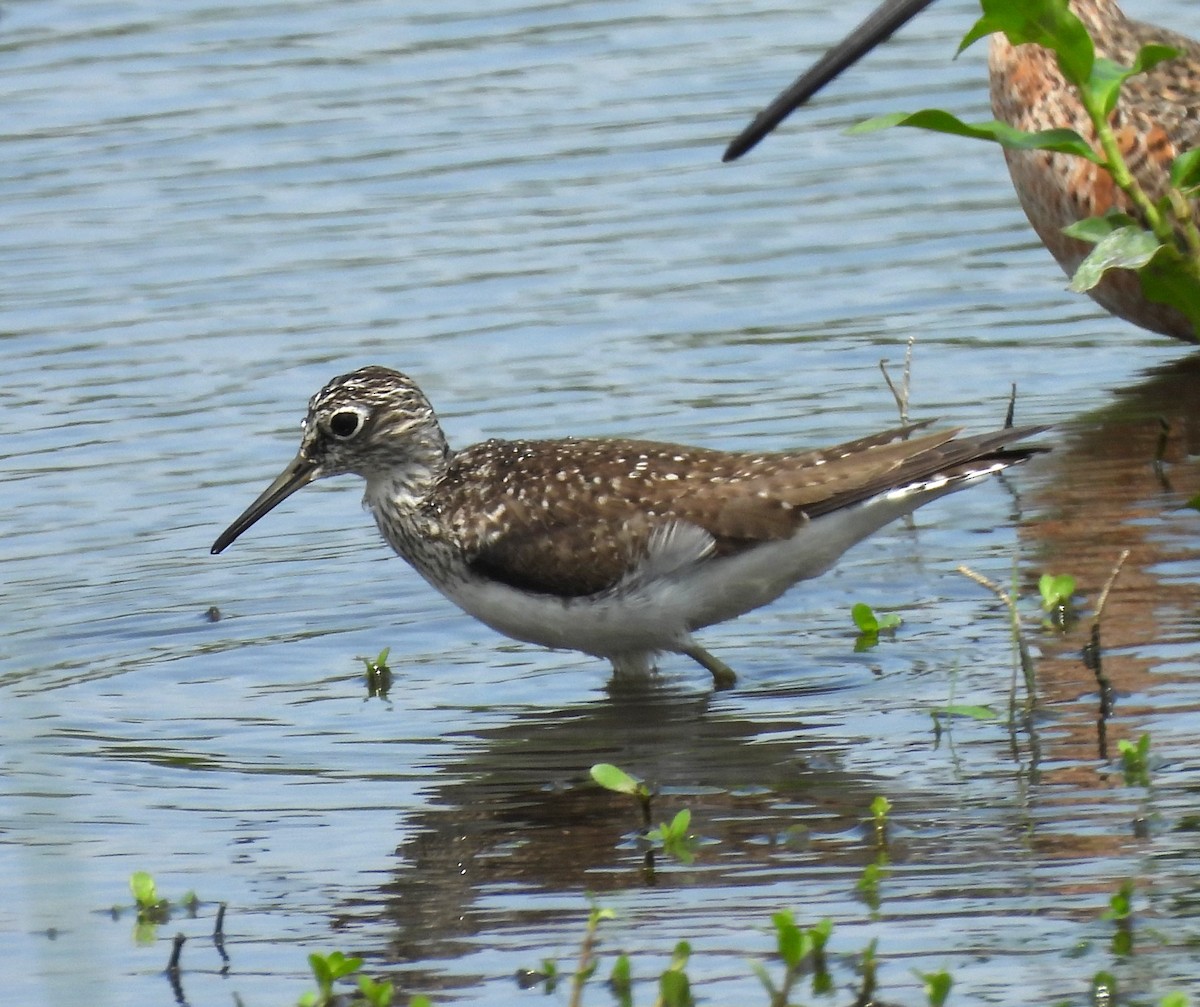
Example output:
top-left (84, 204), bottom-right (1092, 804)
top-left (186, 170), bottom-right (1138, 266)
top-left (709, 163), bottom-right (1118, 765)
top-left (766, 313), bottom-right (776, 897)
top-left (211, 453), bottom-right (320, 554)
top-left (723, 0), bottom-right (938, 162)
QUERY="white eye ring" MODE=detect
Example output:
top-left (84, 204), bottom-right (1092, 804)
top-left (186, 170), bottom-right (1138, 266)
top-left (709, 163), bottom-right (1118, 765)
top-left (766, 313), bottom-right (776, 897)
top-left (328, 410), bottom-right (364, 439)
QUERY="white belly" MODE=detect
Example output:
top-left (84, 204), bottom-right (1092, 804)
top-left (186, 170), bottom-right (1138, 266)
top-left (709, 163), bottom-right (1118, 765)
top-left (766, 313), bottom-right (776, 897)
top-left (434, 481), bottom-right (966, 661)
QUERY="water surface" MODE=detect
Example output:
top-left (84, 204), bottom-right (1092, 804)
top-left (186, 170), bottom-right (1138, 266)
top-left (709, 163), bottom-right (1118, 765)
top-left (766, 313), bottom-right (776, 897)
top-left (3, 1), bottom-right (1199, 1004)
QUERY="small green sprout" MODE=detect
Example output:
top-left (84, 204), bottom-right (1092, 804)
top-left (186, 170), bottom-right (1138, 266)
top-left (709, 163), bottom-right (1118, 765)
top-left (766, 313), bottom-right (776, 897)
top-left (358, 648), bottom-right (393, 699)
top-left (851, 602), bottom-right (902, 650)
top-left (658, 941), bottom-right (693, 1007)
top-left (1118, 733), bottom-right (1153, 787)
top-left (752, 912), bottom-right (835, 1002)
top-left (1102, 879), bottom-right (1135, 922)
top-left (856, 860), bottom-right (889, 912)
top-left (1103, 879), bottom-right (1136, 957)
top-left (128, 870), bottom-right (173, 934)
top-left (1039, 572), bottom-right (1077, 611)
top-left (356, 974), bottom-right (394, 1007)
top-left (914, 968), bottom-right (953, 1007)
top-left (299, 950), bottom-right (364, 1007)
top-left (609, 953), bottom-right (632, 1007)
top-left (869, 795), bottom-right (891, 847)
top-left (646, 809), bottom-right (698, 865)
top-left (590, 762), bottom-right (654, 826)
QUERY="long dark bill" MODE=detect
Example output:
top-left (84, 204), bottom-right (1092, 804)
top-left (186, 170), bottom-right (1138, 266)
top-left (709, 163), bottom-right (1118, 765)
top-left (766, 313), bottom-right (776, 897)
top-left (211, 453), bottom-right (319, 554)
top-left (723, 0), bottom-right (939, 162)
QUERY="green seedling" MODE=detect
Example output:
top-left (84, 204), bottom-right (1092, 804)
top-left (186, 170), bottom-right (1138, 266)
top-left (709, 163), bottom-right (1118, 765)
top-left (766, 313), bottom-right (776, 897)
top-left (856, 859), bottom-right (889, 913)
top-left (752, 912), bottom-right (834, 1005)
top-left (358, 648), bottom-right (393, 699)
top-left (299, 950), bottom-right (364, 1007)
top-left (1038, 572), bottom-right (1078, 628)
top-left (1118, 733), bottom-right (1153, 787)
top-left (914, 968), bottom-right (953, 1007)
top-left (1093, 970), bottom-right (1118, 1003)
top-left (609, 953), bottom-right (632, 1007)
top-left (591, 762), bottom-right (654, 826)
top-left (129, 871), bottom-right (169, 923)
top-left (1102, 879), bottom-right (1136, 957)
top-left (869, 795), bottom-right (891, 848)
top-left (646, 809), bottom-right (698, 865)
top-left (851, 602), bottom-right (902, 651)
top-left (356, 975), bottom-right (394, 1007)
top-left (567, 900), bottom-right (615, 1007)
top-left (658, 941), bottom-right (693, 1007)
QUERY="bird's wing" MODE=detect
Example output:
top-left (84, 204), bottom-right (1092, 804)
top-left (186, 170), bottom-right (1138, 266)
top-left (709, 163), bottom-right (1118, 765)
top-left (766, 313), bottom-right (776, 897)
top-left (438, 425), bottom-right (1044, 598)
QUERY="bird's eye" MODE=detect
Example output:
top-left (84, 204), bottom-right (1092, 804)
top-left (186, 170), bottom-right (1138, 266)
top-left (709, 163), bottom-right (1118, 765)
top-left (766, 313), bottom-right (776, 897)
top-left (328, 410), bottom-right (363, 439)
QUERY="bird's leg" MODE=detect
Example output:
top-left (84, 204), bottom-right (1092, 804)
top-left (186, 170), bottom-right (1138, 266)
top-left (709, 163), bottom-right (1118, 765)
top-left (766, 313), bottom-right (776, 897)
top-left (679, 643), bottom-right (737, 690)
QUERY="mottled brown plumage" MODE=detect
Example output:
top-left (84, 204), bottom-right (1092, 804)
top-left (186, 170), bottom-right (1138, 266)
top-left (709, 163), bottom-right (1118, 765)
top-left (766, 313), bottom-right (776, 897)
top-left (213, 366), bottom-right (1046, 687)
top-left (724, 0), bottom-right (1200, 342)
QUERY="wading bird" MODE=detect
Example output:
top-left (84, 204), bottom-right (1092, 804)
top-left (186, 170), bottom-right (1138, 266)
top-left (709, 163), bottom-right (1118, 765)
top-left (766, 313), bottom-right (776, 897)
top-left (213, 366), bottom-right (1045, 688)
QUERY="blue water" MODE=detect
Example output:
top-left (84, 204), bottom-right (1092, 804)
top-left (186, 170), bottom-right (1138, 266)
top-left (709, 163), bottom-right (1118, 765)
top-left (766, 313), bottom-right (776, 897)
top-left (3, 1), bottom-right (1199, 1004)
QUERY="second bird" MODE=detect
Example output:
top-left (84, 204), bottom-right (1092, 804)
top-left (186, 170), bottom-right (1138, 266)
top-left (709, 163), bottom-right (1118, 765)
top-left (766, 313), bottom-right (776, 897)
top-left (724, 0), bottom-right (1200, 343)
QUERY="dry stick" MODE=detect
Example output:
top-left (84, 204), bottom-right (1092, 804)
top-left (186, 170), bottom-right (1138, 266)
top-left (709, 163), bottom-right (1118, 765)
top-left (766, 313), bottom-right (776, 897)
top-left (956, 564), bottom-right (1043, 770)
top-left (879, 330), bottom-right (915, 426)
top-left (956, 565), bottom-right (1037, 713)
top-left (1084, 549), bottom-right (1131, 759)
top-left (1004, 382), bottom-right (1017, 429)
top-left (567, 911), bottom-right (605, 1007)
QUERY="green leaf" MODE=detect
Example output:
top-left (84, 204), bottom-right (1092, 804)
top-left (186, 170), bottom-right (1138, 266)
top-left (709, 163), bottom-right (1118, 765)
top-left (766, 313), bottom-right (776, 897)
top-left (1089, 46), bottom-right (1179, 117)
top-left (130, 871), bottom-right (158, 908)
top-left (356, 975), bottom-right (394, 1007)
top-left (1171, 148), bottom-right (1200, 193)
top-left (933, 704), bottom-right (998, 721)
top-left (609, 953), bottom-right (632, 995)
top-left (1102, 878), bottom-right (1135, 920)
top-left (914, 968), bottom-right (954, 1007)
top-left (960, 0), bottom-right (1094, 86)
top-left (771, 910), bottom-right (808, 969)
top-left (851, 602), bottom-right (878, 632)
top-left (1069, 225), bottom-right (1162, 292)
top-left (1186, 493), bottom-right (1200, 512)
top-left (659, 969), bottom-right (692, 1007)
top-left (1158, 993), bottom-right (1190, 1007)
top-left (1038, 573), bottom-right (1077, 610)
top-left (850, 110), bottom-right (1101, 162)
top-left (589, 763), bottom-right (642, 795)
top-left (1137, 244), bottom-right (1200, 338)
top-left (1062, 211), bottom-right (1139, 244)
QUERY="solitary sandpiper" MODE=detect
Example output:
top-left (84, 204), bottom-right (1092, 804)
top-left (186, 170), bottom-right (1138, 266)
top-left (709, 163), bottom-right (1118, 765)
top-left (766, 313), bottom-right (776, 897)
top-left (212, 366), bottom-right (1046, 688)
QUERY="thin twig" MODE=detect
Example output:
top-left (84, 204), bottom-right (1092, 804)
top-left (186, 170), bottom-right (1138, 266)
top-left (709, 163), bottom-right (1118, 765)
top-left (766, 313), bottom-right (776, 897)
top-left (879, 332), bottom-right (915, 425)
top-left (1084, 549), bottom-right (1130, 759)
top-left (1092, 549), bottom-right (1131, 628)
top-left (957, 565), bottom-right (1037, 715)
